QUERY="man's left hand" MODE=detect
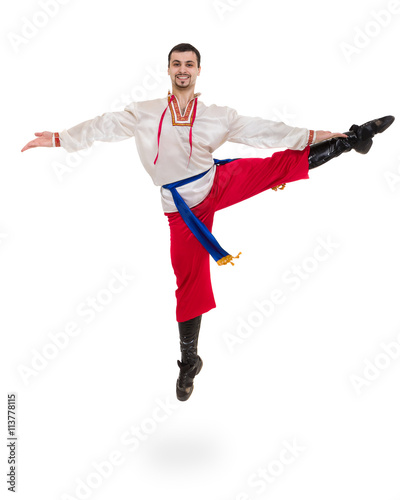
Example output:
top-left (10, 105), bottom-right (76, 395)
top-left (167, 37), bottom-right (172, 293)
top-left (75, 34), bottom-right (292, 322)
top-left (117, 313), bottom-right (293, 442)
top-left (314, 130), bottom-right (349, 143)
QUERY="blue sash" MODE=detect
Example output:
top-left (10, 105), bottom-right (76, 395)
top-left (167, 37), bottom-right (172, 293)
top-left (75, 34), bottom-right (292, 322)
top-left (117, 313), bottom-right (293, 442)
top-left (162, 159), bottom-right (241, 266)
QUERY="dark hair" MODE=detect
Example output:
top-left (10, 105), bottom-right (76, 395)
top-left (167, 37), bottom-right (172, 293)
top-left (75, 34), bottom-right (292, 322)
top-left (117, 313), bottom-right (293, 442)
top-left (168, 43), bottom-right (201, 67)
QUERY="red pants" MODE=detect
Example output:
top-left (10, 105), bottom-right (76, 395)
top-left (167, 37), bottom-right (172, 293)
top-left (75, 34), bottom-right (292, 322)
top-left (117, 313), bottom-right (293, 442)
top-left (164, 147), bottom-right (310, 322)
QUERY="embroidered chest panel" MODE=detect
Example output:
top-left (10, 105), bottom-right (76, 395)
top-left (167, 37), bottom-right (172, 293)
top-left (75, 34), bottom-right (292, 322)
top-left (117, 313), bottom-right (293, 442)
top-left (168, 93), bottom-right (200, 127)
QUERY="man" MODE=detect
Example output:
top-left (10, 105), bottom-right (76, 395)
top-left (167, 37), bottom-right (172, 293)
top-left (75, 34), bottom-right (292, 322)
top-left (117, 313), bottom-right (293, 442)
top-left (21, 43), bottom-right (394, 402)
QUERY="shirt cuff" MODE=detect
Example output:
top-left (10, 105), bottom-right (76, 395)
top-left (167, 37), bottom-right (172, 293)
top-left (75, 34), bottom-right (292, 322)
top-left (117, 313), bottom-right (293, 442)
top-left (53, 132), bottom-right (61, 147)
top-left (307, 130), bottom-right (316, 146)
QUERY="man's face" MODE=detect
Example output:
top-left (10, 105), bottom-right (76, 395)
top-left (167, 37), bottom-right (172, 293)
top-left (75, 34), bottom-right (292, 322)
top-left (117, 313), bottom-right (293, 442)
top-left (168, 51), bottom-right (201, 91)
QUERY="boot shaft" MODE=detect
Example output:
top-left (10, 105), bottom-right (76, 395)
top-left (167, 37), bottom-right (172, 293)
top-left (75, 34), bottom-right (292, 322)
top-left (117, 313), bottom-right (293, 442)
top-left (308, 132), bottom-right (357, 169)
top-left (178, 314), bottom-right (202, 364)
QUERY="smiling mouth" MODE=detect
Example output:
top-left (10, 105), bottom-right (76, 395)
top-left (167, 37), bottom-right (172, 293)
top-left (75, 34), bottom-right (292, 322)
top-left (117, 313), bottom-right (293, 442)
top-left (177, 75), bottom-right (190, 80)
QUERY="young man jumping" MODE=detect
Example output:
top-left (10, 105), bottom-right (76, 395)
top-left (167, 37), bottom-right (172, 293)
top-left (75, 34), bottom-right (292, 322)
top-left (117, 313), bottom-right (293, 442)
top-left (21, 43), bottom-right (395, 402)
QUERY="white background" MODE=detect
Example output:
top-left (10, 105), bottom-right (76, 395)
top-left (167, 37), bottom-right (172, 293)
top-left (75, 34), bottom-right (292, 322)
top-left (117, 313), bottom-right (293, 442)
top-left (2, 0), bottom-right (400, 499)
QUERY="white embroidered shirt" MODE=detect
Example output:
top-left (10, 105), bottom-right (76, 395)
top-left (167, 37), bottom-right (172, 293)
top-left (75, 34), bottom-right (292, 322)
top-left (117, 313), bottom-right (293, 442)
top-left (59, 95), bottom-right (312, 212)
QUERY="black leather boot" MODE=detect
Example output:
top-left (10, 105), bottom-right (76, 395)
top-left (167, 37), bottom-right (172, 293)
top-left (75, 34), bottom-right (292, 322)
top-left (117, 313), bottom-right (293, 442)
top-left (308, 132), bottom-right (358, 169)
top-left (309, 115), bottom-right (395, 169)
top-left (176, 315), bottom-right (203, 401)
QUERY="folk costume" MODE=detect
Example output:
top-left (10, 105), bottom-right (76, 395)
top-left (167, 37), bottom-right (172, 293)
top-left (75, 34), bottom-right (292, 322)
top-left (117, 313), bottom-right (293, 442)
top-left (56, 95), bottom-right (394, 401)
top-left (58, 92), bottom-right (316, 313)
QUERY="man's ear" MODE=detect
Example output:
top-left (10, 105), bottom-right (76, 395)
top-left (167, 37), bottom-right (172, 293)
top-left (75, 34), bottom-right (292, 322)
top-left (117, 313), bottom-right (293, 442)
top-left (198, 66), bottom-right (201, 76)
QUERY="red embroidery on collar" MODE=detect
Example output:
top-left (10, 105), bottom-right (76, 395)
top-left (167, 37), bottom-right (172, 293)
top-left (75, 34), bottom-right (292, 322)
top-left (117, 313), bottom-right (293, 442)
top-left (154, 93), bottom-right (200, 166)
top-left (167, 92), bottom-right (200, 127)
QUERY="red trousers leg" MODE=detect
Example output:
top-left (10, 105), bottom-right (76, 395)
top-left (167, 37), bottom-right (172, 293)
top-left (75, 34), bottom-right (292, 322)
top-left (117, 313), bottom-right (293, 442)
top-left (166, 205), bottom-right (217, 322)
top-left (165, 147), bottom-right (310, 322)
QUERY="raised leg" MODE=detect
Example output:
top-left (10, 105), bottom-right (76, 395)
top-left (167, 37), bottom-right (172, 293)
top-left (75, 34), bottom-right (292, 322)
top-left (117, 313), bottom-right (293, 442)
top-left (309, 115), bottom-right (395, 169)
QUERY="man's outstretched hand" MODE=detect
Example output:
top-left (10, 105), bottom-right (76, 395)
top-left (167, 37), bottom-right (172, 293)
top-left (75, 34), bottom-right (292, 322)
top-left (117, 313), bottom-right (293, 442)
top-left (21, 131), bottom-right (53, 152)
top-left (315, 130), bottom-right (349, 144)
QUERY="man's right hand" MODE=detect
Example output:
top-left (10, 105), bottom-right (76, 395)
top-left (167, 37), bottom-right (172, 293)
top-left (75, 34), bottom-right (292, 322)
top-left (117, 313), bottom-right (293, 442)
top-left (21, 131), bottom-right (54, 152)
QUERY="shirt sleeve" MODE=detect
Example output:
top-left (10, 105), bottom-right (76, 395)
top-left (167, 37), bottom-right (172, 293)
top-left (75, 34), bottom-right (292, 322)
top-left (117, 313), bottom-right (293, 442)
top-left (58, 102), bottom-right (137, 153)
top-left (225, 107), bottom-right (310, 150)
